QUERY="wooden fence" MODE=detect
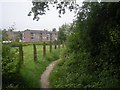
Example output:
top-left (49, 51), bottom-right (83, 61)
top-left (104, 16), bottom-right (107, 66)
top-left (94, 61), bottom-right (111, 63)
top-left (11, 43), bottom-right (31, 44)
top-left (18, 41), bottom-right (65, 68)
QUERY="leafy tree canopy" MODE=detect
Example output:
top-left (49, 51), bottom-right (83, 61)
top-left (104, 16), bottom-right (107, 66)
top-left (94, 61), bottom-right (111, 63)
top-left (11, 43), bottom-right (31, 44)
top-left (49, 2), bottom-right (120, 88)
top-left (28, 0), bottom-right (81, 21)
top-left (52, 28), bottom-right (57, 32)
top-left (57, 23), bottom-right (72, 41)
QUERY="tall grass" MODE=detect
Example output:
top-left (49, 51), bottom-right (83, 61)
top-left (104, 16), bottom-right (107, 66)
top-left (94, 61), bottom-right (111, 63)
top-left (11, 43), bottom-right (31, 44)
top-left (19, 45), bottom-right (61, 88)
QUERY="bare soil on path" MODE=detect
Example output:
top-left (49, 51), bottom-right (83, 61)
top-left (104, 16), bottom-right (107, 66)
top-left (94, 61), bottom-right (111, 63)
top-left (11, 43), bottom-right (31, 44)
top-left (40, 59), bottom-right (60, 88)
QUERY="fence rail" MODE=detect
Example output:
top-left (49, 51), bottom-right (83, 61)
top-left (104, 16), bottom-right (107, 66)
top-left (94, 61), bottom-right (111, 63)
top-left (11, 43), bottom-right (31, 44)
top-left (10, 41), bottom-right (64, 47)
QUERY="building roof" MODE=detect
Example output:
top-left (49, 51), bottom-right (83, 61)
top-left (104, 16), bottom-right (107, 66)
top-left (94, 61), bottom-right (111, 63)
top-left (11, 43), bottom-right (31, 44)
top-left (24, 29), bottom-right (57, 34)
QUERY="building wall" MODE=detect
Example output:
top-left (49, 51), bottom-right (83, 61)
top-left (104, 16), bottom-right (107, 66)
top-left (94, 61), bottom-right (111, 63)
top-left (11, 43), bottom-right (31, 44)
top-left (51, 32), bottom-right (57, 41)
top-left (22, 30), bottom-right (31, 42)
top-left (6, 30), bottom-right (57, 42)
top-left (22, 29), bottom-right (57, 42)
top-left (7, 31), bottom-right (14, 41)
top-left (7, 31), bottom-right (19, 41)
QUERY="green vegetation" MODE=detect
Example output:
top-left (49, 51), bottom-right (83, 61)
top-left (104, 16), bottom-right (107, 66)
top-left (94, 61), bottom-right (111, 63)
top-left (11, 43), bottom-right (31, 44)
top-left (20, 45), bottom-right (61, 88)
top-left (2, 44), bottom-right (24, 88)
top-left (49, 2), bottom-right (120, 88)
top-left (2, 1), bottom-right (120, 89)
top-left (2, 29), bottom-right (9, 41)
top-left (29, 1), bottom-right (79, 21)
top-left (2, 26), bottom-right (16, 41)
top-left (7, 41), bottom-right (51, 46)
top-left (57, 24), bottom-right (71, 42)
top-left (2, 43), bottom-right (61, 88)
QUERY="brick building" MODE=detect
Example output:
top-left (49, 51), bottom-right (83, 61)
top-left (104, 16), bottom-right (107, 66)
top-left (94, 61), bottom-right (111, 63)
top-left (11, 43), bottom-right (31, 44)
top-left (6, 29), bottom-right (57, 42)
top-left (22, 29), bottom-right (57, 42)
top-left (7, 31), bottom-right (22, 42)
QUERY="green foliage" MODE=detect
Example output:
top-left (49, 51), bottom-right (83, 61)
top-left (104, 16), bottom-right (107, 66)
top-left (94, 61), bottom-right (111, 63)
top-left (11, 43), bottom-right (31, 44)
top-left (2, 29), bottom-right (8, 41)
top-left (19, 45), bottom-right (61, 88)
top-left (49, 2), bottom-right (120, 88)
top-left (2, 44), bottom-right (25, 88)
top-left (2, 44), bottom-right (18, 74)
top-left (6, 41), bottom-right (51, 47)
top-left (57, 24), bottom-right (71, 42)
top-left (2, 43), bottom-right (61, 88)
top-left (52, 28), bottom-right (57, 32)
top-left (58, 28), bottom-right (66, 42)
top-left (29, 0), bottom-right (80, 20)
top-left (15, 35), bottom-right (20, 42)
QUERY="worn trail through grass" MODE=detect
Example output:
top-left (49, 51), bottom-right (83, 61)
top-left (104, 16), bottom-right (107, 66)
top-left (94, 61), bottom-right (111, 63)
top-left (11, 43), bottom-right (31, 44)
top-left (40, 59), bottom-right (60, 88)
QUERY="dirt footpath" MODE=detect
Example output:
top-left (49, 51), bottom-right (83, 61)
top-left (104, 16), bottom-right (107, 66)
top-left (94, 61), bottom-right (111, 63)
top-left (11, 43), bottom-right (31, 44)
top-left (40, 59), bottom-right (60, 88)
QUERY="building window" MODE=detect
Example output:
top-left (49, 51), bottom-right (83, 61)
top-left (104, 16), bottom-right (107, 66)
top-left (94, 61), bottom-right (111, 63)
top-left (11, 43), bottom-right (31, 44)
top-left (31, 33), bottom-right (35, 36)
top-left (23, 37), bottom-right (25, 39)
top-left (31, 37), bottom-right (35, 41)
top-left (31, 37), bottom-right (34, 39)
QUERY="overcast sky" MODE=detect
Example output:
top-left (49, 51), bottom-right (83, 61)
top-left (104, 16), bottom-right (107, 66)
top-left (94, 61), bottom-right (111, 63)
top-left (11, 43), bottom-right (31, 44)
top-left (0, 0), bottom-right (83, 31)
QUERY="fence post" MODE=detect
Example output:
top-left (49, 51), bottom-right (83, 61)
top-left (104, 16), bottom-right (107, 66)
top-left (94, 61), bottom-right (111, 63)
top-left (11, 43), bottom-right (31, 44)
top-left (58, 40), bottom-right (60, 49)
top-left (54, 40), bottom-right (57, 49)
top-left (50, 41), bottom-right (52, 53)
top-left (62, 41), bottom-right (64, 48)
top-left (33, 44), bottom-right (37, 62)
top-left (19, 44), bottom-right (23, 64)
top-left (43, 42), bottom-right (46, 57)
top-left (17, 44), bottom-right (23, 72)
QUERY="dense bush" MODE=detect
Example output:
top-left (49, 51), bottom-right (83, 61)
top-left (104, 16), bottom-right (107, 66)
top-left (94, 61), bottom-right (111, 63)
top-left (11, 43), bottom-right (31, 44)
top-left (50, 2), bottom-right (120, 88)
top-left (2, 44), bottom-right (25, 88)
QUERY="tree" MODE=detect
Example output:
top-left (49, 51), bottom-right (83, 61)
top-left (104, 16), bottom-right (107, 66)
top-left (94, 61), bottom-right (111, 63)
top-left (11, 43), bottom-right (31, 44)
top-left (2, 29), bottom-right (8, 41)
top-left (65, 2), bottom-right (120, 88)
top-left (28, 0), bottom-right (120, 88)
top-left (63, 24), bottom-right (72, 36)
top-left (52, 28), bottom-right (56, 32)
top-left (57, 27), bottom-right (66, 42)
top-left (57, 24), bottom-right (71, 41)
top-left (49, 2), bottom-right (120, 88)
top-left (15, 35), bottom-right (20, 42)
top-left (28, 0), bottom-right (80, 21)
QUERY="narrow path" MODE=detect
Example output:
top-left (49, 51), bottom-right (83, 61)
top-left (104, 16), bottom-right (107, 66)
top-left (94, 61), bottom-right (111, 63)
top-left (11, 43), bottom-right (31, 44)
top-left (40, 59), bottom-right (60, 88)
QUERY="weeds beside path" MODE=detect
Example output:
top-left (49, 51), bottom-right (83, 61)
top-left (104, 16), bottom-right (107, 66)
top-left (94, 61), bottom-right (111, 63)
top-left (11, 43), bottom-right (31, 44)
top-left (40, 59), bottom-right (60, 88)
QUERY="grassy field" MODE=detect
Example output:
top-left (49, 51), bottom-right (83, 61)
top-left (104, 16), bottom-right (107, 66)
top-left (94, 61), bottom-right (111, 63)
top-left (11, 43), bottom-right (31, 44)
top-left (13, 44), bottom-right (62, 88)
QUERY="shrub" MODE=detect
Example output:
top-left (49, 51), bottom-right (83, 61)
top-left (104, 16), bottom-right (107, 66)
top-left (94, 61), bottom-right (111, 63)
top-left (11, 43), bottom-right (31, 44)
top-left (2, 44), bottom-right (25, 88)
